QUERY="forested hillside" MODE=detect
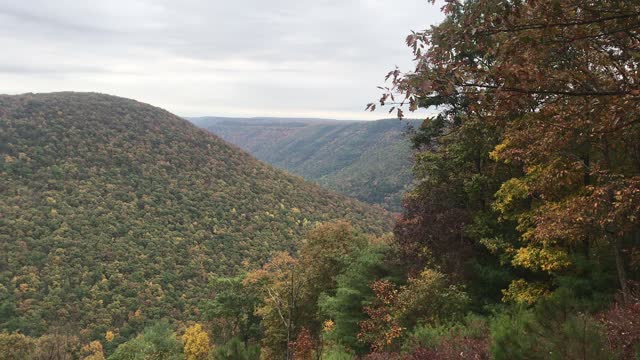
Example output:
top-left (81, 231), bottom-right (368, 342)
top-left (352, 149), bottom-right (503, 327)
top-left (1, 0), bottom-right (640, 359)
top-left (191, 117), bottom-right (418, 212)
top-left (0, 93), bottom-right (391, 350)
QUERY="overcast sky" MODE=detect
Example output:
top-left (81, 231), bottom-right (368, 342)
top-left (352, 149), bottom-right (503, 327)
top-left (0, 1), bottom-right (444, 120)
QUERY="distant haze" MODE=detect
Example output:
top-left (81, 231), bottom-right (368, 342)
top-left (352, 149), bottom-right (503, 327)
top-left (0, 1), bottom-right (444, 120)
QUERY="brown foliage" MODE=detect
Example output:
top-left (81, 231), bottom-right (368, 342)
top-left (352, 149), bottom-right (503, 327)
top-left (409, 335), bottom-right (489, 360)
top-left (394, 199), bottom-right (474, 277)
top-left (358, 280), bottom-right (403, 353)
top-left (290, 328), bottom-right (315, 360)
top-left (360, 333), bottom-right (489, 360)
top-left (34, 334), bottom-right (81, 360)
top-left (599, 295), bottom-right (640, 359)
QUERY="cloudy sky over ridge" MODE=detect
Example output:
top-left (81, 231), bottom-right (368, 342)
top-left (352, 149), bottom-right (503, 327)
top-left (0, 1), bottom-right (444, 119)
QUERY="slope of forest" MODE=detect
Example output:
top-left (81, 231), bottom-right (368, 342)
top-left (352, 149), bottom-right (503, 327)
top-left (190, 117), bottom-right (418, 212)
top-left (0, 92), bottom-right (392, 343)
top-left (1, 0), bottom-right (639, 359)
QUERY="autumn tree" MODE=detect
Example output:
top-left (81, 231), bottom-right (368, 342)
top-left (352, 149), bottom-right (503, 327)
top-left (358, 279), bottom-right (404, 353)
top-left (374, 0), bottom-right (640, 304)
top-left (182, 323), bottom-right (210, 360)
top-left (34, 333), bottom-right (81, 360)
top-left (358, 268), bottom-right (469, 353)
top-left (290, 327), bottom-right (315, 360)
top-left (244, 252), bottom-right (305, 360)
top-left (0, 332), bottom-right (36, 359)
top-left (80, 340), bottom-right (105, 360)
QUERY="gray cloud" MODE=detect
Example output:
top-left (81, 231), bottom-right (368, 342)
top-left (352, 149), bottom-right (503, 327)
top-left (0, 0), bottom-right (443, 119)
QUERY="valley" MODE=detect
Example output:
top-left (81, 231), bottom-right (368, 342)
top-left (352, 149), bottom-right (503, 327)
top-left (191, 117), bottom-right (420, 212)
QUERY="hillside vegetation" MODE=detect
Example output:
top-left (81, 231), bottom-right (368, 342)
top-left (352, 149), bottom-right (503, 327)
top-left (0, 93), bottom-right (391, 345)
top-left (1, 0), bottom-right (639, 358)
top-left (191, 117), bottom-right (418, 212)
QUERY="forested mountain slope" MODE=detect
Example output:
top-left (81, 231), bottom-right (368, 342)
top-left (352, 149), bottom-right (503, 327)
top-left (0, 92), bottom-right (391, 340)
top-left (191, 117), bottom-right (418, 211)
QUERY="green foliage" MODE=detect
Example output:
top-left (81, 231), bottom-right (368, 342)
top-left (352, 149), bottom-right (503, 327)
top-left (406, 314), bottom-right (486, 351)
top-left (108, 322), bottom-right (183, 360)
top-left (490, 291), bottom-right (614, 360)
top-left (202, 276), bottom-right (260, 345)
top-left (298, 221), bottom-right (369, 336)
top-left (212, 337), bottom-right (259, 360)
top-left (489, 306), bottom-right (539, 360)
top-left (394, 269), bottom-right (470, 329)
top-left (321, 346), bottom-right (355, 360)
top-left (400, 314), bottom-right (490, 358)
top-left (193, 117), bottom-right (419, 212)
top-left (0, 93), bottom-right (391, 341)
top-left (319, 243), bottom-right (395, 354)
top-left (354, 267), bottom-right (470, 353)
top-left (300, 221), bottom-right (368, 293)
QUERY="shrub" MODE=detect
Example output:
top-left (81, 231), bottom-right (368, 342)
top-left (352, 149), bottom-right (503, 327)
top-left (109, 322), bottom-right (183, 360)
top-left (491, 291), bottom-right (614, 360)
top-left (599, 296), bottom-right (640, 359)
top-left (213, 337), bottom-right (260, 360)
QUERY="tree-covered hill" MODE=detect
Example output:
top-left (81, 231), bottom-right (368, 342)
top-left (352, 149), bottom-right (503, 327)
top-left (190, 117), bottom-right (419, 212)
top-left (0, 92), bottom-right (392, 340)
